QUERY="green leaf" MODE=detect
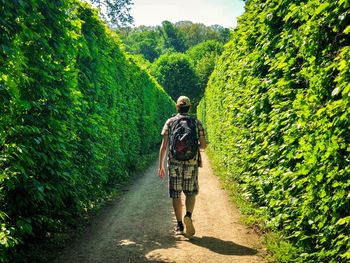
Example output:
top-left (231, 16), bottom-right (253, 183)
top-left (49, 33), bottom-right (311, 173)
top-left (316, 174), bottom-right (323, 182)
top-left (341, 251), bottom-right (350, 259)
top-left (314, 3), bottom-right (329, 16)
top-left (338, 60), bottom-right (347, 71)
top-left (337, 216), bottom-right (350, 226)
top-left (343, 25), bottom-right (350, 35)
top-left (16, 219), bottom-right (33, 235)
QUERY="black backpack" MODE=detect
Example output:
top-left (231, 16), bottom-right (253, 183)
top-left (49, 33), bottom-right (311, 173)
top-left (169, 115), bottom-right (199, 161)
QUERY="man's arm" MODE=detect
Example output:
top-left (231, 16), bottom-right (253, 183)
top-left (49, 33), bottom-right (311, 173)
top-left (158, 134), bottom-right (168, 178)
top-left (197, 120), bottom-right (207, 150)
top-left (199, 135), bottom-right (207, 150)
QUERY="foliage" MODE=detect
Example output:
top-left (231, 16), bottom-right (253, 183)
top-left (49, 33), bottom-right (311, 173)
top-left (117, 26), bottom-right (163, 62)
top-left (0, 1), bottom-right (173, 261)
top-left (87, 0), bottom-right (134, 27)
top-left (150, 53), bottom-right (200, 108)
top-left (186, 40), bottom-right (224, 100)
top-left (159, 21), bottom-right (187, 53)
top-left (117, 22), bottom-right (229, 110)
top-left (175, 21), bottom-right (230, 48)
top-left (117, 21), bottom-right (230, 62)
top-left (198, 0), bottom-right (350, 261)
top-left (186, 40), bottom-right (223, 62)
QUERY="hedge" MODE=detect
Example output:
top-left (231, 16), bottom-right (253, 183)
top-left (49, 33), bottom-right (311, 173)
top-left (0, 1), bottom-right (174, 261)
top-left (198, 0), bottom-right (350, 261)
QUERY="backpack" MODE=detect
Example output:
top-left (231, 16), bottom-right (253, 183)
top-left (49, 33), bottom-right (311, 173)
top-left (169, 115), bottom-right (199, 161)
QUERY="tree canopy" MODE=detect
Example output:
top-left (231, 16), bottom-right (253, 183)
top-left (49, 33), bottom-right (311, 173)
top-left (186, 40), bottom-right (224, 98)
top-left (151, 53), bottom-right (199, 106)
top-left (117, 20), bottom-right (230, 62)
top-left (88, 0), bottom-right (134, 27)
top-left (118, 21), bottom-right (229, 110)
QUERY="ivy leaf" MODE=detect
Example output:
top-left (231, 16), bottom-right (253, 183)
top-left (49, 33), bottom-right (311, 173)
top-left (343, 25), bottom-right (350, 35)
top-left (331, 87), bottom-right (340, 97)
top-left (337, 216), bottom-right (350, 226)
top-left (314, 3), bottom-right (329, 16)
top-left (338, 60), bottom-right (347, 71)
top-left (342, 251), bottom-right (350, 259)
top-left (316, 173), bottom-right (323, 182)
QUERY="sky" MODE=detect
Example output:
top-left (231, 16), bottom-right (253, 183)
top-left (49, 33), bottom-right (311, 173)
top-left (130, 0), bottom-right (246, 28)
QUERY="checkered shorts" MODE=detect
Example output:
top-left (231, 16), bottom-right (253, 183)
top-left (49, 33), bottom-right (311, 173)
top-left (168, 162), bottom-right (199, 198)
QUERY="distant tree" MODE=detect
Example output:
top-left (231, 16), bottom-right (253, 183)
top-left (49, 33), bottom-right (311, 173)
top-left (87, 0), bottom-right (134, 27)
top-left (117, 21), bottom-right (230, 62)
top-left (159, 21), bottom-right (187, 53)
top-left (175, 21), bottom-right (230, 47)
top-left (187, 40), bottom-right (223, 62)
top-left (209, 24), bottom-right (231, 43)
top-left (119, 28), bottom-right (162, 62)
top-left (187, 40), bottom-right (224, 96)
top-left (151, 53), bottom-right (200, 107)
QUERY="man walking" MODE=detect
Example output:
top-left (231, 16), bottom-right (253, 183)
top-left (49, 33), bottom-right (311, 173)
top-left (158, 96), bottom-right (206, 236)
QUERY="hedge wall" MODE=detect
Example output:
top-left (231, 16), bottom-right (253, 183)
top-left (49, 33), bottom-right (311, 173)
top-left (198, 0), bottom-right (350, 261)
top-left (0, 1), bottom-right (173, 261)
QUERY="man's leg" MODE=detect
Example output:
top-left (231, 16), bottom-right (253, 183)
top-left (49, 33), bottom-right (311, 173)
top-left (184, 194), bottom-right (196, 236)
top-left (172, 196), bottom-right (184, 234)
top-left (172, 197), bottom-right (182, 221)
top-left (169, 164), bottom-right (185, 234)
top-left (183, 166), bottom-right (198, 237)
top-left (185, 195), bottom-right (195, 214)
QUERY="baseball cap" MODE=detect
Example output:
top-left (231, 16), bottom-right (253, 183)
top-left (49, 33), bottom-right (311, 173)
top-left (176, 96), bottom-right (191, 106)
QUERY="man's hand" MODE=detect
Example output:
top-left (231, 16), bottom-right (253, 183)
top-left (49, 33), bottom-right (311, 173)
top-left (158, 167), bottom-right (165, 179)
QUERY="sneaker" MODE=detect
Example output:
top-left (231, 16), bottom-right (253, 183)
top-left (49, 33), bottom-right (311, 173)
top-left (184, 215), bottom-right (195, 236)
top-left (174, 224), bottom-right (184, 235)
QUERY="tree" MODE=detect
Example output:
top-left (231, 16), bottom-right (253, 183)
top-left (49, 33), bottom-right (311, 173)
top-left (175, 21), bottom-right (230, 47)
top-left (159, 21), bottom-right (187, 53)
top-left (87, 0), bottom-right (134, 27)
top-left (187, 40), bottom-right (224, 98)
top-left (117, 21), bottom-right (230, 62)
top-left (151, 53), bottom-right (200, 108)
top-left (186, 40), bottom-right (223, 62)
top-left (118, 27), bottom-right (162, 62)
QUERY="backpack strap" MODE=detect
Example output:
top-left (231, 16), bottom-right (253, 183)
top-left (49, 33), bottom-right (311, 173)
top-left (170, 114), bottom-right (189, 130)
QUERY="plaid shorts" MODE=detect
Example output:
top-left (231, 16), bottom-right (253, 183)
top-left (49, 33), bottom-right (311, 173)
top-left (168, 162), bottom-right (199, 198)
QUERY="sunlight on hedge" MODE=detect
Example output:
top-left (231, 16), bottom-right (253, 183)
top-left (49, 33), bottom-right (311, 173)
top-left (198, 0), bottom-right (350, 262)
top-left (0, 1), bottom-right (174, 261)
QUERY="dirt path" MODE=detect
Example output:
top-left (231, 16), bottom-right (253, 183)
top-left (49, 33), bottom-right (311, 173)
top-left (52, 152), bottom-right (266, 263)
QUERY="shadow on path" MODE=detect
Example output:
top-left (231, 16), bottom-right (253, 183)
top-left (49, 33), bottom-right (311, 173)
top-left (187, 236), bottom-right (258, 256)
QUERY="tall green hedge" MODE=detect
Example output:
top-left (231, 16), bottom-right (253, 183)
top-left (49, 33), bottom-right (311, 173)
top-left (198, 0), bottom-right (350, 261)
top-left (0, 1), bottom-right (173, 260)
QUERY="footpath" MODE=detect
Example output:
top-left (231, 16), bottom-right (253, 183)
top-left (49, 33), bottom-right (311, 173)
top-left (52, 152), bottom-right (267, 263)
